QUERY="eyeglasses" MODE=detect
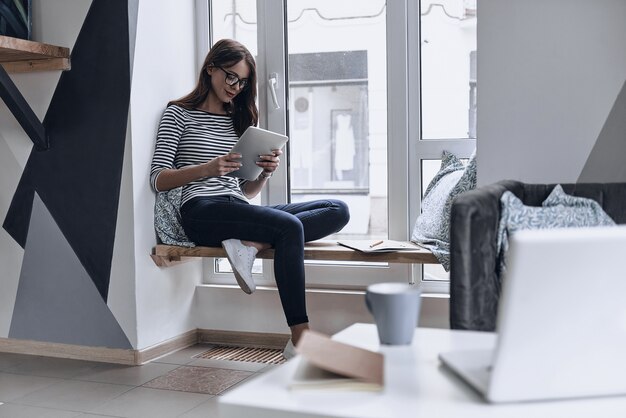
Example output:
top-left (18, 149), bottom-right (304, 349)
top-left (216, 66), bottom-right (249, 90)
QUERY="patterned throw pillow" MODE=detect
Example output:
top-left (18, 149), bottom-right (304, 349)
top-left (496, 184), bottom-right (615, 273)
top-left (154, 187), bottom-right (195, 247)
top-left (411, 150), bottom-right (477, 271)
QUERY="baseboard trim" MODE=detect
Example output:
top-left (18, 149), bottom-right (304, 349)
top-left (0, 328), bottom-right (288, 364)
top-left (0, 337), bottom-right (137, 365)
top-left (135, 329), bottom-right (198, 364)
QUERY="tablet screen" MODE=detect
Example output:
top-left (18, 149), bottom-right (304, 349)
top-left (226, 126), bottom-right (289, 180)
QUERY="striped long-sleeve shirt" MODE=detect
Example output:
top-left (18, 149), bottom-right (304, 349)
top-left (150, 105), bottom-right (248, 206)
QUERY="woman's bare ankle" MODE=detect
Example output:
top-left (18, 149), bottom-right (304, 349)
top-left (290, 323), bottom-right (310, 346)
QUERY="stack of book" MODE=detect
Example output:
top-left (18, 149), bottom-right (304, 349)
top-left (288, 330), bottom-right (384, 392)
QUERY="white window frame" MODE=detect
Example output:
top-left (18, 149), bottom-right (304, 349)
top-left (198, 0), bottom-right (473, 294)
top-left (409, 0), bottom-right (476, 294)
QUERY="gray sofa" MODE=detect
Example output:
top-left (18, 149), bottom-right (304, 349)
top-left (448, 180), bottom-right (626, 331)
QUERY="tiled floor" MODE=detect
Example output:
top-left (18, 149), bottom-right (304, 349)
top-left (0, 344), bottom-right (278, 417)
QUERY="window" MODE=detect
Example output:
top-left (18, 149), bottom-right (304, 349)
top-left (204, 0), bottom-right (476, 292)
top-left (416, 0), bottom-right (477, 287)
top-left (420, 0), bottom-right (477, 139)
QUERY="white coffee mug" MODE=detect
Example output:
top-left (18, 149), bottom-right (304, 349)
top-left (365, 282), bottom-right (421, 345)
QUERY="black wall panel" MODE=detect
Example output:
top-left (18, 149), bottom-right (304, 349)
top-left (3, 0), bottom-right (131, 301)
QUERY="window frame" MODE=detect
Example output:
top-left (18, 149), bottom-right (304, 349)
top-left (410, 0), bottom-right (476, 293)
top-left (199, 0), bottom-right (474, 294)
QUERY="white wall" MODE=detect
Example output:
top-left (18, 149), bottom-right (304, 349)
top-left (478, 0), bottom-right (626, 186)
top-left (194, 287), bottom-right (449, 336)
top-left (129, 0), bottom-right (205, 349)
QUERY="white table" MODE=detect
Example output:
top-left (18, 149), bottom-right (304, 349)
top-left (219, 323), bottom-right (626, 418)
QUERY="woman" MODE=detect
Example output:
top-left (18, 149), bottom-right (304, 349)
top-left (150, 39), bottom-right (350, 356)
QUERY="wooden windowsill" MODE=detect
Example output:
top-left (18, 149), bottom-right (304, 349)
top-left (0, 35), bottom-right (70, 73)
top-left (151, 240), bottom-right (439, 267)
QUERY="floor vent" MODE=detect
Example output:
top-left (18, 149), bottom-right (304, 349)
top-left (195, 345), bottom-right (286, 364)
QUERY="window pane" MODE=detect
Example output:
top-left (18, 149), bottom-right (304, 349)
top-left (211, 0), bottom-right (260, 274)
top-left (287, 0), bottom-right (387, 240)
top-left (211, 0), bottom-right (257, 54)
top-left (420, 0), bottom-right (477, 139)
top-left (420, 159), bottom-right (450, 281)
top-left (420, 157), bottom-right (469, 282)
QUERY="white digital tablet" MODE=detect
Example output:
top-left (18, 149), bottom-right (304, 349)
top-left (226, 126), bottom-right (289, 180)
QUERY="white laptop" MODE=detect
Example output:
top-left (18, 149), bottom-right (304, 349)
top-left (439, 225), bottom-right (626, 403)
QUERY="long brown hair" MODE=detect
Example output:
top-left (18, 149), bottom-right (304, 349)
top-left (169, 39), bottom-right (258, 136)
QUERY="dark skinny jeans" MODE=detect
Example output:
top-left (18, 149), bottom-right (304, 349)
top-left (180, 195), bottom-right (350, 327)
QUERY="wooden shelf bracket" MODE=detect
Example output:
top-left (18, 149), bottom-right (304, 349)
top-left (0, 35), bottom-right (71, 150)
top-left (0, 64), bottom-right (47, 149)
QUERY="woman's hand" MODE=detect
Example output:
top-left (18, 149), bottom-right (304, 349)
top-left (203, 153), bottom-right (242, 177)
top-left (242, 149), bottom-right (282, 198)
top-left (155, 152), bottom-right (243, 191)
top-left (256, 149), bottom-right (282, 178)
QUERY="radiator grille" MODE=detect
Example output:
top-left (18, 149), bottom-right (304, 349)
top-left (195, 345), bottom-right (286, 364)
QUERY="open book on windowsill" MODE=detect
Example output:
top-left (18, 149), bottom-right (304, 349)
top-left (337, 239), bottom-right (424, 253)
top-left (288, 330), bottom-right (384, 392)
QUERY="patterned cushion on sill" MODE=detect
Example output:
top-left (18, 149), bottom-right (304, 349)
top-left (154, 187), bottom-right (195, 247)
top-left (411, 150), bottom-right (477, 271)
top-left (496, 184), bottom-right (615, 273)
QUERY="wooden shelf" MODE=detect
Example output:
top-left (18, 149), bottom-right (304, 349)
top-left (0, 35), bottom-right (70, 73)
top-left (151, 241), bottom-right (439, 267)
top-left (0, 35), bottom-right (69, 148)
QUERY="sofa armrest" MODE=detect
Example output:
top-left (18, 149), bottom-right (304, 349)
top-left (449, 180), bottom-right (522, 331)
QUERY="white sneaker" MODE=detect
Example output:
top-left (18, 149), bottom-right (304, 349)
top-left (283, 339), bottom-right (296, 360)
top-left (221, 239), bottom-right (258, 294)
